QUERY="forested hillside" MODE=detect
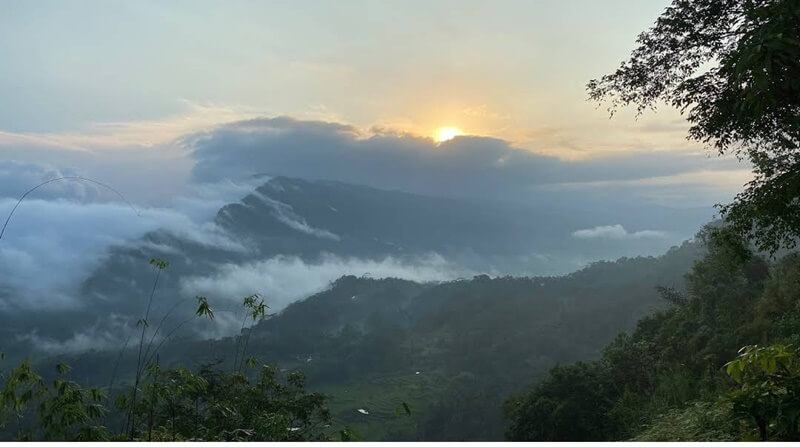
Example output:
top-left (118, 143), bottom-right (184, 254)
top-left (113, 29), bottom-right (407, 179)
top-left (506, 228), bottom-right (800, 441)
top-left (3, 236), bottom-right (701, 440)
top-left (502, 0), bottom-right (800, 439)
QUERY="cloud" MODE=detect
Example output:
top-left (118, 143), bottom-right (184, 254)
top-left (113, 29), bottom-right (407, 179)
top-left (0, 160), bottom-right (101, 201)
top-left (571, 224), bottom-right (667, 240)
top-left (180, 253), bottom-right (471, 313)
top-left (250, 189), bottom-right (340, 240)
top-left (17, 313), bottom-right (130, 354)
top-left (0, 175), bottom-right (260, 313)
top-left (0, 141), bottom-right (192, 204)
top-left (1, 115), bottom-right (747, 208)
top-left (184, 117), bottom-right (746, 204)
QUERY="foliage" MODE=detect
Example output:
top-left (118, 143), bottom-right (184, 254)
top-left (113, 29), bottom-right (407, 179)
top-left (0, 358), bottom-right (336, 441)
top-left (588, 0), bottom-right (800, 253)
top-left (724, 344), bottom-right (800, 440)
top-left (633, 400), bottom-right (739, 441)
top-left (124, 259), bottom-right (217, 439)
top-left (12, 239), bottom-right (701, 441)
top-left (120, 362), bottom-right (332, 441)
top-left (0, 361), bottom-right (46, 440)
top-left (0, 256), bottom-right (342, 442)
top-left (1, 361), bottom-right (108, 441)
top-left (233, 294), bottom-right (269, 374)
top-left (504, 362), bottom-right (617, 441)
top-left (505, 225), bottom-right (800, 441)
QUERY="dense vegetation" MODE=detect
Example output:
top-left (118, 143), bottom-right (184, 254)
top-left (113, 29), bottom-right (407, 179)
top-left (1, 238), bottom-right (701, 441)
top-left (0, 265), bottom-right (345, 442)
top-left (505, 228), bottom-right (800, 441)
top-left (0, 357), bottom-right (341, 441)
top-left (5, 228), bottom-right (796, 441)
top-left (240, 240), bottom-right (699, 440)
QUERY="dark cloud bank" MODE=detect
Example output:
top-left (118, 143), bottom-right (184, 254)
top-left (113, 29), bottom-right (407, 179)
top-left (186, 117), bottom-right (743, 204)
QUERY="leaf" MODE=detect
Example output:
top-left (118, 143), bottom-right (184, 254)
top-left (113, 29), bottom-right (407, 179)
top-left (149, 258), bottom-right (169, 270)
top-left (146, 362), bottom-right (161, 376)
top-left (55, 363), bottom-right (71, 375)
top-left (20, 390), bottom-right (32, 404)
top-left (195, 295), bottom-right (215, 320)
top-left (731, 367), bottom-right (742, 383)
top-left (115, 394), bottom-right (129, 410)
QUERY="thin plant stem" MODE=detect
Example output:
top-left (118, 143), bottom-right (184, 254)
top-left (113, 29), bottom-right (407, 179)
top-left (128, 265), bottom-right (163, 439)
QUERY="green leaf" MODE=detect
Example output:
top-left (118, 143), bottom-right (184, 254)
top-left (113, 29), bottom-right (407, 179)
top-left (115, 394), bottom-right (129, 410)
top-left (195, 295), bottom-right (215, 320)
top-left (149, 258), bottom-right (169, 270)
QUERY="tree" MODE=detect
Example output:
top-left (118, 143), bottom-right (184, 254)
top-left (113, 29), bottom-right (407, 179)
top-left (588, 0), bottom-right (800, 253)
top-left (1, 358), bottom-right (336, 441)
top-left (1, 362), bottom-right (108, 441)
top-left (120, 362), bottom-right (333, 441)
top-left (504, 362), bottom-right (617, 441)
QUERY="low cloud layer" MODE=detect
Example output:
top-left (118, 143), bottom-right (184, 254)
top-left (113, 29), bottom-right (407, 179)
top-left (180, 253), bottom-right (471, 313)
top-left (18, 313), bottom-right (130, 354)
top-left (572, 224), bottom-right (667, 240)
top-left (0, 175), bottom-right (262, 313)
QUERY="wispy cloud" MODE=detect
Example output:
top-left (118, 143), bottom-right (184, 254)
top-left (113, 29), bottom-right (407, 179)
top-left (572, 224), bottom-right (667, 240)
top-left (180, 253), bottom-right (470, 313)
top-left (0, 175), bottom-right (258, 312)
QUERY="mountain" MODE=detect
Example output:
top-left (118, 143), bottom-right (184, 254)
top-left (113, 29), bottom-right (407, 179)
top-left (215, 175), bottom-right (710, 272)
top-left (8, 175), bottom-right (710, 439)
top-left (4, 176), bottom-right (712, 359)
top-left (41, 237), bottom-right (703, 440)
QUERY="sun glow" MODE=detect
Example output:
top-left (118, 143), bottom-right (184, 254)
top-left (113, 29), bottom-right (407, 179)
top-left (435, 126), bottom-right (463, 143)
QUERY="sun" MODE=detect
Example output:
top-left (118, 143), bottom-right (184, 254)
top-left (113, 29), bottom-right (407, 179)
top-left (435, 126), bottom-right (463, 143)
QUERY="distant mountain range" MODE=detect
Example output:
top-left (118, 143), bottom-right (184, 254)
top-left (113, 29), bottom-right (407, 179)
top-left (5, 175), bottom-right (713, 357)
top-left (213, 176), bottom-right (710, 272)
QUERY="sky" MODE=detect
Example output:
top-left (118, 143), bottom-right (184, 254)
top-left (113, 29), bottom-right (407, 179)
top-left (0, 0), bottom-right (751, 203)
top-left (0, 0), bottom-right (759, 350)
top-left (3, 0), bottom-right (670, 137)
top-left (0, 1), bottom-right (722, 145)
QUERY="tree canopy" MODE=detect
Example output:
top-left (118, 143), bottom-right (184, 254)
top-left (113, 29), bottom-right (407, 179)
top-left (504, 228), bottom-right (800, 441)
top-left (588, 0), bottom-right (800, 253)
